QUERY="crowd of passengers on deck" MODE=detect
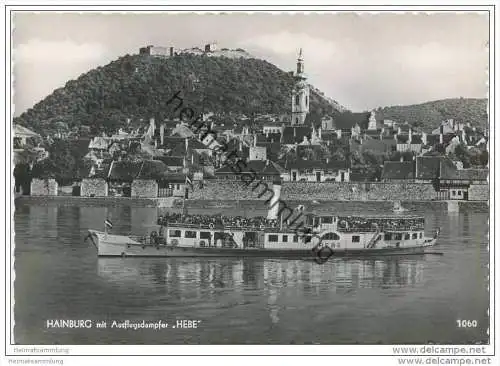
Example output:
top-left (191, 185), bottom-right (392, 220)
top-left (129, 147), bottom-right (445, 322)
top-left (157, 213), bottom-right (283, 229)
top-left (336, 216), bottom-right (425, 231)
top-left (156, 213), bottom-right (424, 232)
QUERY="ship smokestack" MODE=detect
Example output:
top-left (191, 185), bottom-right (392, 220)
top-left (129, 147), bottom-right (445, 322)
top-left (267, 179), bottom-right (282, 220)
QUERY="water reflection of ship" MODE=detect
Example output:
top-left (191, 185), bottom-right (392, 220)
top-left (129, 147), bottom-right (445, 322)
top-left (97, 257), bottom-right (425, 291)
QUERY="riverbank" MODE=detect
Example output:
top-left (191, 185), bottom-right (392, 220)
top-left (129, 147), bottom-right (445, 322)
top-left (187, 199), bottom-right (489, 213)
top-left (19, 180), bottom-right (489, 204)
top-left (15, 195), bottom-right (488, 212)
top-left (14, 195), bottom-right (180, 208)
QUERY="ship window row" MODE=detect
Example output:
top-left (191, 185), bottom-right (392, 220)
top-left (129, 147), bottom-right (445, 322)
top-left (168, 230), bottom-right (212, 239)
top-left (320, 216), bottom-right (334, 224)
top-left (200, 232), bottom-right (211, 239)
top-left (268, 235), bottom-right (298, 243)
top-left (312, 216), bottom-right (336, 225)
top-left (185, 231), bottom-right (197, 238)
top-left (322, 232), bottom-right (340, 240)
top-left (384, 232), bottom-right (423, 241)
top-left (169, 230), bottom-right (182, 237)
top-left (169, 231), bottom-right (301, 242)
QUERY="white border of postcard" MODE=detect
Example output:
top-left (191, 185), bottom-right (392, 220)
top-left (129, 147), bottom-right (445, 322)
top-left (1, 1), bottom-right (497, 363)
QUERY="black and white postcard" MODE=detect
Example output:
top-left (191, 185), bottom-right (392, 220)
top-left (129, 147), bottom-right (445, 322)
top-left (2, 3), bottom-right (497, 366)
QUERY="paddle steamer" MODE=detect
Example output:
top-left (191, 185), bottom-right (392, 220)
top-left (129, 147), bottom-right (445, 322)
top-left (86, 183), bottom-right (439, 258)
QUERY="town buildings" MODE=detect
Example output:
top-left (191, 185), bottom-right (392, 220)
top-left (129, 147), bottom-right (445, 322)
top-left (80, 160), bottom-right (188, 198)
top-left (13, 124), bottom-right (48, 165)
top-left (284, 159), bottom-right (350, 182)
top-left (381, 156), bottom-right (488, 200)
top-left (14, 45), bottom-right (488, 201)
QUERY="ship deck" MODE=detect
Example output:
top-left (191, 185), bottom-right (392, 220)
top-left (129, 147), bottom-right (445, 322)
top-left (157, 214), bottom-right (425, 234)
top-left (160, 222), bottom-right (424, 233)
top-left (163, 222), bottom-right (303, 233)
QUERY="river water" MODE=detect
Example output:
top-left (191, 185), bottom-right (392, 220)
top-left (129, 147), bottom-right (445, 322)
top-left (13, 200), bottom-right (489, 345)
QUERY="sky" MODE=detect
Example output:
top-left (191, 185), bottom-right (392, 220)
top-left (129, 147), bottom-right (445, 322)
top-left (12, 12), bottom-right (489, 115)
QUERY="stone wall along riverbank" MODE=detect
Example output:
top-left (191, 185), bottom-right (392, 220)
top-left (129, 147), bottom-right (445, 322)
top-left (14, 196), bottom-right (179, 208)
top-left (188, 181), bottom-right (489, 202)
top-left (30, 179), bottom-right (58, 196)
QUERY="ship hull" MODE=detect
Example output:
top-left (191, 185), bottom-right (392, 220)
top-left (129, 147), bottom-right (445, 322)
top-left (87, 230), bottom-right (437, 258)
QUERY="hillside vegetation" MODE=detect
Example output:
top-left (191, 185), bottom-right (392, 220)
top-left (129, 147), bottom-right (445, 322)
top-left (376, 98), bottom-right (488, 131)
top-left (14, 52), bottom-right (488, 136)
top-left (14, 53), bottom-right (343, 135)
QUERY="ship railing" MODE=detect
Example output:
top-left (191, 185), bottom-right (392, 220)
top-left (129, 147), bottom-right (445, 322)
top-left (337, 228), bottom-right (379, 233)
top-left (337, 218), bottom-right (424, 223)
top-left (161, 222), bottom-right (424, 233)
top-left (162, 222), bottom-right (290, 232)
top-left (337, 225), bottom-right (424, 233)
top-left (382, 225), bottom-right (424, 232)
top-left (337, 215), bottom-right (425, 221)
top-left (128, 235), bottom-right (144, 242)
top-left (128, 235), bottom-right (167, 246)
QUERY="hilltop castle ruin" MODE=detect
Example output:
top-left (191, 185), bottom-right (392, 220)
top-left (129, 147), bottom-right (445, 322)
top-left (139, 43), bottom-right (251, 59)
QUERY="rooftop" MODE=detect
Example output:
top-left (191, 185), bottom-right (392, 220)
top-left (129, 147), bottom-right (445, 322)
top-left (88, 136), bottom-right (110, 150)
top-left (103, 160), bottom-right (186, 181)
top-left (108, 161), bottom-right (143, 181)
top-left (215, 159), bottom-right (286, 176)
top-left (333, 112), bottom-right (371, 130)
top-left (382, 161), bottom-right (415, 180)
top-left (439, 159), bottom-right (488, 180)
top-left (425, 135), bottom-right (441, 146)
top-left (415, 156), bottom-right (442, 180)
top-left (281, 126), bottom-right (312, 145)
top-left (153, 156), bottom-right (185, 167)
top-left (285, 159), bottom-right (348, 171)
top-left (14, 124), bottom-right (40, 138)
top-left (136, 160), bottom-right (170, 180)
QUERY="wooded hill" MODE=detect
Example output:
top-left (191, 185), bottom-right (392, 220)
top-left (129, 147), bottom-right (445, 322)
top-left (14, 53), bottom-right (344, 135)
top-left (376, 98), bottom-right (488, 131)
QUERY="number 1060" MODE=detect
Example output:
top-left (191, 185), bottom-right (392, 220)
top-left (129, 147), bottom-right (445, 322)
top-left (456, 320), bottom-right (478, 328)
